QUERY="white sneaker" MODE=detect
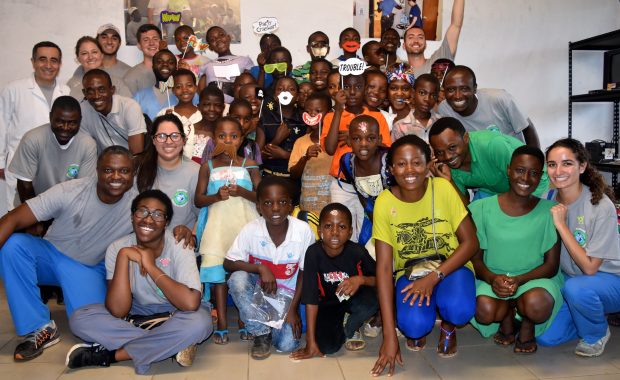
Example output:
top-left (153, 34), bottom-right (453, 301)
top-left (574, 328), bottom-right (611, 357)
top-left (363, 322), bottom-right (382, 338)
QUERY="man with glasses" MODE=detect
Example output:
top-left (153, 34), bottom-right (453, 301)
top-left (80, 69), bottom-right (146, 155)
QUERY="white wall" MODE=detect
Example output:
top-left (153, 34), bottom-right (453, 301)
top-left (1, 0), bottom-right (619, 150)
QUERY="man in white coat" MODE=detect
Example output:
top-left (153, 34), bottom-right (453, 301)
top-left (0, 41), bottom-right (70, 212)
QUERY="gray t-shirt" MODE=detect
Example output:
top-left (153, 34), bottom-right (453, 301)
top-left (123, 63), bottom-right (156, 95)
top-left (26, 176), bottom-right (138, 266)
top-left (438, 88), bottom-right (529, 142)
top-left (8, 124), bottom-right (97, 195)
top-left (412, 38), bottom-right (453, 79)
top-left (80, 94), bottom-right (147, 153)
top-left (68, 73), bottom-right (132, 100)
top-left (558, 185), bottom-right (620, 276)
top-left (39, 83), bottom-right (55, 107)
top-left (153, 159), bottom-right (200, 229)
top-left (105, 231), bottom-right (201, 305)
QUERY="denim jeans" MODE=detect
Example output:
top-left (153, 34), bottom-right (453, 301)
top-left (228, 271), bottom-right (300, 352)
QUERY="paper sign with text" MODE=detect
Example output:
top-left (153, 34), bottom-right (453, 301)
top-left (252, 17), bottom-right (279, 34)
top-left (338, 58), bottom-right (366, 76)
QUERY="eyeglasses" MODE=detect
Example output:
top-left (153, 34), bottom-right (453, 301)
top-left (154, 132), bottom-right (183, 143)
top-left (264, 62), bottom-right (288, 74)
top-left (133, 207), bottom-right (167, 222)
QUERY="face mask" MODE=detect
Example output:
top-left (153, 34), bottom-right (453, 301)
top-left (311, 46), bottom-right (328, 58)
top-left (264, 62), bottom-right (288, 74)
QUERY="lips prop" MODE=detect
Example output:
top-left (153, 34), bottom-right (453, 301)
top-left (302, 112), bottom-right (322, 126)
top-left (277, 91), bottom-right (293, 105)
top-left (342, 41), bottom-right (360, 53)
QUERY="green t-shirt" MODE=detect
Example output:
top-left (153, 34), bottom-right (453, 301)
top-left (372, 177), bottom-right (472, 280)
top-left (451, 130), bottom-right (549, 196)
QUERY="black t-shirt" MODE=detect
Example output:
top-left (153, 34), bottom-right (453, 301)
top-left (301, 240), bottom-right (376, 306)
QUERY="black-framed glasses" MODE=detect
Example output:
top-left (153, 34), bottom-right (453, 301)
top-left (133, 207), bottom-right (167, 222)
top-left (154, 132), bottom-right (183, 143)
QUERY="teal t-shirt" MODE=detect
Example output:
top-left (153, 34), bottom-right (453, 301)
top-left (451, 130), bottom-right (549, 196)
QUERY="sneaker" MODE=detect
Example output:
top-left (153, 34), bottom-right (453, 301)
top-left (176, 344), bottom-right (197, 367)
top-left (363, 322), bottom-right (382, 338)
top-left (251, 333), bottom-right (272, 360)
top-left (344, 330), bottom-right (366, 351)
top-left (65, 343), bottom-right (112, 368)
top-left (575, 328), bottom-right (611, 357)
top-left (14, 320), bottom-right (60, 361)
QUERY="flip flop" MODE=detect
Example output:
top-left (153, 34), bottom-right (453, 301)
top-left (406, 337), bottom-right (426, 351)
top-left (437, 326), bottom-right (457, 358)
top-left (213, 329), bottom-right (229, 345)
top-left (514, 337), bottom-right (537, 354)
top-left (239, 328), bottom-right (253, 341)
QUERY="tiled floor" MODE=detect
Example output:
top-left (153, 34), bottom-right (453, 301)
top-left (1, 285), bottom-right (619, 379)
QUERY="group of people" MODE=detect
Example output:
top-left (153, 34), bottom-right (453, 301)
top-left (0, 0), bottom-right (618, 376)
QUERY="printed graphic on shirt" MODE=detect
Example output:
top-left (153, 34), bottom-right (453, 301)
top-left (394, 217), bottom-right (454, 259)
top-left (173, 189), bottom-right (189, 207)
top-left (323, 271), bottom-right (349, 284)
top-left (574, 227), bottom-right (587, 247)
top-left (66, 164), bottom-right (80, 179)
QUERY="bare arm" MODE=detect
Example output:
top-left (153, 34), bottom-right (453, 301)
top-left (522, 121), bottom-right (540, 149)
top-left (143, 258), bottom-right (201, 311)
top-left (128, 133), bottom-right (145, 155)
top-left (445, 0), bottom-right (465, 56)
top-left (16, 179), bottom-right (36, 203)
top-left (0, 203), bottom-right (39, 248)
top-left (105, 248), bottom-right (135, 317)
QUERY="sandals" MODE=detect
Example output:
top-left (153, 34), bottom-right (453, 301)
top-left (213, 329), bottom-right (230, 345)
top-left (405, 336), bottom-right (426, 351)
top-left (344, 330), bottom-right (366, 351)
top-left (514, 337), bottom-right (537, 354)
top-left (437, 326), bottom-right (457, 358)
top-left (239, 328), bottom-right (253, 341)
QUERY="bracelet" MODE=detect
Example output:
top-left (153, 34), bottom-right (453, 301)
top-left (153, 273), bottom-right (168, 286)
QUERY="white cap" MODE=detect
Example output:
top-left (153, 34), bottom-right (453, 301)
top-left (97, 23), bottom-right (121, 38)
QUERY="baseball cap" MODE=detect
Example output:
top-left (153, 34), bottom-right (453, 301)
top-left (97, 23), bottom-right (121, 38)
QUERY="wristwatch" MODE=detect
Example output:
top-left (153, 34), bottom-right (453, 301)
top-left (432, 269), bottom-right (445, 281)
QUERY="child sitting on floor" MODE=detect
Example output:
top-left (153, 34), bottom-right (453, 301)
top-left (224, 177), bottom-right (315, 360)
top-left (290, 203), bottom-right (378, 359)
top-left (195, 117), bottom-right (261, 345)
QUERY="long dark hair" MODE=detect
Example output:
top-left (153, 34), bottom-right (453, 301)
top-left (136, 114), bottom-right (185, 192)
top-left (546, 138), bottom-right (615, 205)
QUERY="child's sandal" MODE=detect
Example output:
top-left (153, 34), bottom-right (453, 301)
top-left (437, 326), bottom-right (457, 358)
top-left (239, 328), bottom-right (253, 341)
top-left (213, 329), bottom-right (229, 345)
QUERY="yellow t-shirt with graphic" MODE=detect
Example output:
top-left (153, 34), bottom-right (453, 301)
top-left (372, 177), bottom-right (472, 280)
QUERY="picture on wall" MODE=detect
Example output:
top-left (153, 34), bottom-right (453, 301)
top-left (124, 0), bottom-right (241, 46)
top-left (354, 0), bottom-right (441, 40)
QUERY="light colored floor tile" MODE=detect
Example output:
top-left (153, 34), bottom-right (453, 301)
top-left (249, 351), bottom-right (344, 380)
top-left (60, 362), bottom-right (148, 379)
top-left (151, 352), bottom-right (248, 379)
top-left (338, 351), bottom-right (441, 379)
top-left (423, 344), bottom-right (537, 380)
top-left (515, 342), bottom-right (619, 379)
top-left (0, 362), bottom-right (66, 380)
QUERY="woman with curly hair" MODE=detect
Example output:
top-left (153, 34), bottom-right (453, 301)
top-left (538, 138), bottom-right (620, 357)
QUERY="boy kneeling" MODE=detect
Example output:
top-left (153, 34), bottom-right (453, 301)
top-left (224, 177), bottom-right (315, 360)
top-left (291, 203), bottom-right (378, 359)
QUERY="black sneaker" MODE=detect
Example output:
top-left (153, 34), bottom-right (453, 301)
top-left (14, 320), bottom-right (60, 361)
top-left (251, 333), bottom-right (272, 360)
top-left (66, 343), bottom-right (112, 369)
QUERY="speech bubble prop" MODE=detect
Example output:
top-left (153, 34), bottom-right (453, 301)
top-left (213, 64), bottom-right (241, 81)
top-left (302, 112), bottom-right (322, 126)
top-left (338, 58), bottom-right (367, 76)
top-left (252, 17), bottom-right (279, 34)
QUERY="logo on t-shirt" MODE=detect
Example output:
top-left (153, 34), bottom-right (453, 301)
top-left (66, 164), bottom-right (80, 179)
top-left (173, 189), bottom-right (189, 207)
top-left (323, 271), bottom-right (349, 284)
top-left (574, 228), bottom-right (587, 247)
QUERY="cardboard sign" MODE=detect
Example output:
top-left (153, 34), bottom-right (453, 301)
top-left (252, 17), bottom-right (279, 34)
top-left (213, 64), bottom-right (241, 80)
top-left (302, 112), bottom-right (322, 126)
top-left (338, 58), bottom-right (366, 76)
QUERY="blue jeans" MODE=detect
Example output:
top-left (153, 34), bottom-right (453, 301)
top-left (0, 233), bottom-right (106, 335)
top-left (538, 272), bottom-right (620, 345)
top-left (227, 271), bottom-right (299, 352)
top-left (396, 266), bottom-right (475, 339)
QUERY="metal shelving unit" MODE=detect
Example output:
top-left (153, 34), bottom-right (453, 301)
top-left (569, 29), bottom-right (620, 185)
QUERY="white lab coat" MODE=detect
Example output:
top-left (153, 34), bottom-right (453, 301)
top-left (0, 74), bottom-right (70, 209)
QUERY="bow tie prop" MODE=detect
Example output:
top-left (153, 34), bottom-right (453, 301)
top-left (159, 76), bottom-right (174, 109)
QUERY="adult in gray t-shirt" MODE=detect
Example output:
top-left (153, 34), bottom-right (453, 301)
top-left (124, 63), bottom-right (156, 95)
top-left (9, 124), bottom-right (97, 198)
top-left (154, 159), bottom-right (200, 229)
top-left (0, 147), bottom-right (136, 339)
